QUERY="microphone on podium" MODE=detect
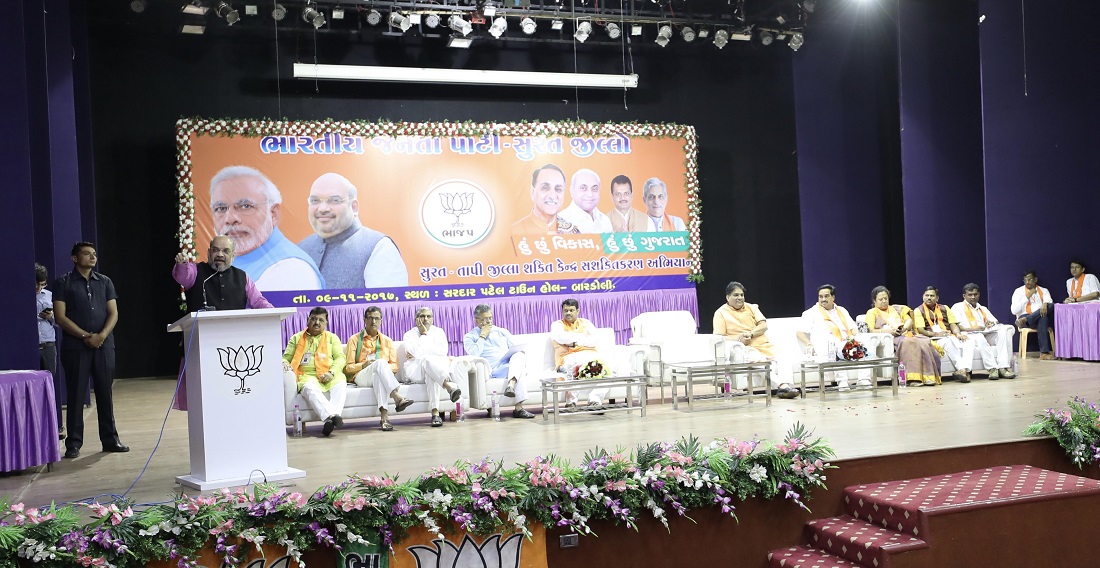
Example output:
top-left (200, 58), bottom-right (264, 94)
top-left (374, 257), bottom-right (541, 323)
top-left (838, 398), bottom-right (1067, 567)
top-left (198, 270), bottom-right (220, 312)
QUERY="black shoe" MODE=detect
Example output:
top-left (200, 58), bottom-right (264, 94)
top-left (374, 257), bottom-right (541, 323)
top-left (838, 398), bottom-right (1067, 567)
top-left (322, 418), bottom-right (335, 437)
top-left (504, 383), bottom-right (517, 398)
top-left (64, 448), bottom-right (80, 459)
top-left (331, 415), bottom-right (344, 429)
top-left (512, 408), bottom-right (536, 419)
top-left (102, 443), bottom-right (130, 453)
top-left (395, 399), bottom-right (414, 412)
top-left (431, 414), bottom-right (444, 427)
top-left (449, 388), bottom-right (462, 403)
top-left (776, 387), bottom-right (800, 400)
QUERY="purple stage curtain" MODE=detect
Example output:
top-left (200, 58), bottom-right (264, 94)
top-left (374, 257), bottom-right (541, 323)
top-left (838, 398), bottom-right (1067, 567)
top-left (0, 370), bottom-right (60, 472)
top-left (1054, 303), bottom-right (1100, 361)
top-left (280, 288), bottom-right (699, 356)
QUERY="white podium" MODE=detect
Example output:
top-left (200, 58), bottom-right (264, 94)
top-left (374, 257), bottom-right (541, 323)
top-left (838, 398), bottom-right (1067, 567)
top-left (168, 308), bottom-right (305, 490)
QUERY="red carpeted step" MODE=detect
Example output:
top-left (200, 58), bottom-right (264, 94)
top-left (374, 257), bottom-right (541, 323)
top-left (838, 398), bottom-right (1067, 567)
top-left (767, 545), bottom-right (864, 567)
top-left (843, 465), bottom-right (1100, 538)
top-left (804, 515), bottom-right (928, 567)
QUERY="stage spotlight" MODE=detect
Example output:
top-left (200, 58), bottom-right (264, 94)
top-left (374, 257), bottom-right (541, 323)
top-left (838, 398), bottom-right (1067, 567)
top-left (365, 9), bottom-right (382, 25)
top-left (182, 1), bottom-right (208, 15)
top-left (389, 11), bottom-right (412, 32)
top-left (488, 16), bottom-right (507, 38)
top-left (130, 0), bottom-right (147, 13)
top-left (302, 5), bottom-right (325, 28)
top-left (681, 26), bottom-right (695, 42)
top-left (448, 35), bottom-right (474, 48)
top-left (215, 2), bottom-right (239, 25)
top-left (272, 3), bottom-right (286, 21)
top-left (698, 28), bottom-right (710, 38)
top-left (606, 22), bottom-right (621, 39)
top-left (574, 20), bottom-right (592, 42)
top-left (424, 13), bottom-right (441, 28)
top-left (776, 13), bottom-right (787, 24)
top-left (788, 31), bottom-right (804, 51)
top-left (631, 24), bottom-right (643, 36)
top-left (759, 30), bottom-right (773, 45)
top-left (449, 14), bottom-right (472, 36)
top-left (655, 24), bottom-right (672, 47)
top-left (713, 29), bottom-right (729, 49)
top-left (520, 17), bottom-right (536, 34)
top-left (551, 19), bottom-right (564, 30)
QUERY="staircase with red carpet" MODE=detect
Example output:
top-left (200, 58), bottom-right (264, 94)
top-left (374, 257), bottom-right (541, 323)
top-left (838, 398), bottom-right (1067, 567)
top-left (767, 465), bottom-right (1100, 567)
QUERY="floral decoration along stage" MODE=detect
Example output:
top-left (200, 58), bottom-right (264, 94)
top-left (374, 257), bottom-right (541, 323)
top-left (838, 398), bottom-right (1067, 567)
top-left (175, 118), bottom-right (705, 283)
top-left (1024, 396), bottom-right (1100, 468)
top-left (0, 424), bottom-right (833, 568)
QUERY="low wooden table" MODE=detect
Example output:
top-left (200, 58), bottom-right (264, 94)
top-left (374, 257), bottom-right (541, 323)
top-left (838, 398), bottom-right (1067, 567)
top-left (666, 360), bottom-right (773, 412)
top-left (798, 357), bottom-right (899, 400)
top-left (539, 375), bottom-right (647, 424)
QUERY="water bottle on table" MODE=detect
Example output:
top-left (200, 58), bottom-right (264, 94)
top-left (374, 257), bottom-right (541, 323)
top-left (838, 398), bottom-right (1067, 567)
top-left (897, 362), bottom-right (907, 388)
top-left (491, 391), bottom-right (501, 422)
top-left (292, 404), bottom-right (303, 436)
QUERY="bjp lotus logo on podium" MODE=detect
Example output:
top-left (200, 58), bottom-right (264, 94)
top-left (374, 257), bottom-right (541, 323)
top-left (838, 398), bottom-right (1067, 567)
top-left (217, 345), bottom-right (263, 395)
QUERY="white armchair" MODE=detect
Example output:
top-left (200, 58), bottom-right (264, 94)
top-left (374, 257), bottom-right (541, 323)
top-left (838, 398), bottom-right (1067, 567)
top-left (629, 310), bottom-right (724, 401)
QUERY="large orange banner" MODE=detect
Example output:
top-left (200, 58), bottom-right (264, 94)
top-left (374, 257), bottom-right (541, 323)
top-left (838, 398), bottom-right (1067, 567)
top-left (177, 119), bottom-right (700, 307)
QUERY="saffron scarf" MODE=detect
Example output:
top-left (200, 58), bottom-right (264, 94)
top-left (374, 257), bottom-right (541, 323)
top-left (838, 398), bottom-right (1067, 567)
top-left (963, 303), bottom-right (988, 328)
top-left (921, 304), bottom-right (946, 329)
top-left (1070, 274), bottom-right (1085, 299)
top-left (818, 305), bottom-right (853, 340)
top-left (1025, 287), bottom-right (1045, 314)
top-left (291, 331), bottom-right (331, 379)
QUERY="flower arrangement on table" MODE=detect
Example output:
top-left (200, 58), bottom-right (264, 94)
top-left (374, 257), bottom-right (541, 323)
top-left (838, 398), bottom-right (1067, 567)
top-left (840, 338), bottom-right (868, 361)
top-left (1024, 396), bottom-right (1100, 468)
top-left (573, 359), bottom-right (610, 380)
top-left (0, 424), bottom-right (833, 568)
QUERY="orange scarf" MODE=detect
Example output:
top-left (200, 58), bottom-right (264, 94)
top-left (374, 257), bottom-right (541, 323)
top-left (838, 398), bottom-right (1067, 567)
top-left (291, 331), bottom-right (331, 379)
top-left (874, 306), bottom-right (903, 329)
top-left (818, 305), bottom-right (852, 340)
top-left (1025, 287), bottom-right (1045, 314)
top-left (1070, 274), bottom-right (1085, 299)
top-left (963, 303), bottom-right (988, 327)
top-left (921, 304), bottom-right (944, 329)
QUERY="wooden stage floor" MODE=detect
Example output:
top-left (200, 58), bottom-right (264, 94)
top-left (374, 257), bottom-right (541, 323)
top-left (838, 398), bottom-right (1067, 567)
top-left (4, 355), bottom-right (1098, 509)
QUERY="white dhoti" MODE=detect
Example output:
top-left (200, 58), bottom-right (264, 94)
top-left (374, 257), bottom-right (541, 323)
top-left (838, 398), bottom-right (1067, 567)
top-left (401, 356), bottom-right (454, 409)
top-left (932, 336), bottom-right (975, 372)
top-left (286, 370), bottom-right (347, 420)
top-left (353, 360), bottom-right (403, 409)
top-left (560, 350), bottom-right (608, 404)
top-left (968, 325), bottom-right (1014, 369)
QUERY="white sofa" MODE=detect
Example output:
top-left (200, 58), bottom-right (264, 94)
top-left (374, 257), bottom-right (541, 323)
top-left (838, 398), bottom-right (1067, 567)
top-left (283, 340), bottom-right (488, 427)
top-left (465, 327), bottom-right (647, 411)
top-left (628, 310), bottom-right (725, 400)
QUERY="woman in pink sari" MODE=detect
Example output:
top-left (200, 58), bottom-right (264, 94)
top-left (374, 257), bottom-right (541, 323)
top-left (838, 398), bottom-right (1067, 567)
top-left (865, 286), bottom-right (942, 386)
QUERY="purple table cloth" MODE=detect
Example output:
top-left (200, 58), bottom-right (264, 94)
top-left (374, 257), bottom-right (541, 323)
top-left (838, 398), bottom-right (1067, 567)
top-left (280, 288), bottom-right (700, 355)
top-left (1055, 303), bottom-right (1100, 361)
top-left (0, 370), bottom-right (60, 472)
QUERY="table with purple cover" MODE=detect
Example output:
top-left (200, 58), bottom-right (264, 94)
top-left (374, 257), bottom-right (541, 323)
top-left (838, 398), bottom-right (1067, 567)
top-left (0, 370), bottom-right (60, 472)
top-left (1055, 303), bottom-right (1100, 361)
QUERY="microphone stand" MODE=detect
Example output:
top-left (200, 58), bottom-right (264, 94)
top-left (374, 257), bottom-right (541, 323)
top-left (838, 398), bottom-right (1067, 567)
top-left (198, 269), bottom-right (220, 312)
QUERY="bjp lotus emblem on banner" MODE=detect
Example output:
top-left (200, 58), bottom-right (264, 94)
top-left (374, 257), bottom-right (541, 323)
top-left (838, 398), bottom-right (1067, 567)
top-left (217, 345), bottom-right (263, 395)
top-left (420, 179), bottom-right (495, 249)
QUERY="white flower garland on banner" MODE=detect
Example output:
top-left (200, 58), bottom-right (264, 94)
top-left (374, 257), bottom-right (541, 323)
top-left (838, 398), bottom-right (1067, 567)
top-left (175, 118), bottom-right (703, 280)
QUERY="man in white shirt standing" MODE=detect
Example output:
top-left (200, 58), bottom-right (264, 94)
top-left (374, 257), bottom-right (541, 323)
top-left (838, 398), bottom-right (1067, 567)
top-left (1063, 259), bottom-right (1100, 304)
top-left (557, 169), bottom-right (613, 234)
top-left (1010, 269), bottom-right (1054, 360)
top-left (796, 284), bottom-right (866, 390)
top-left (402, 307), bottom-right (463, 427)
top-left (951, 283), bottom-right (1016, 379)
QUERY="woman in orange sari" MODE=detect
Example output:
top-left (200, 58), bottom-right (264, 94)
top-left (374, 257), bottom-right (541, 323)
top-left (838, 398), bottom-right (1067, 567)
top-left (865, 286), bottom-right (941, 386)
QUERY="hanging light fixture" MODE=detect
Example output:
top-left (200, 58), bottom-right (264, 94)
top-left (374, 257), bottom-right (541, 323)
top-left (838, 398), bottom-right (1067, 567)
top-left (713, 28), bottom-right (729, 49)
top-left (574, 20), bottom-right (592, 42)
top-left (449, 14), bottom-right (472, 36)
top-left (488, 16), bottom-right (508, 38)
top-left (388, 11), bottom-right (412, 32)
top-left (215, 2), bottom-right (239, 25)
top-left (681, 26), bottom-right (695, 42)
top-left (655, 24), bottom-right (672, 47)
top-left (606, 22), bottom-right (621, 39)
top-left (520, 17), bottom-right (536, 34)
top-left (302, 4), bottom-right (326, 28)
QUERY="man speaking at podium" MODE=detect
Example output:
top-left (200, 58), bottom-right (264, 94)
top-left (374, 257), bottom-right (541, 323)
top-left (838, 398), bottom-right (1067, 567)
top-left (173, 236), bottom-right (273, 312)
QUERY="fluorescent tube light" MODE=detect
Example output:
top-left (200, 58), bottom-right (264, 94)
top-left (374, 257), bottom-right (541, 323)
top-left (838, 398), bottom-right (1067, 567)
top-left (293, 64), bottom-right (639, 89)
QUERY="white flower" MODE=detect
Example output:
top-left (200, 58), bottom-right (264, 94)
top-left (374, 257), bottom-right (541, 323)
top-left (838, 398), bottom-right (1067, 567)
top-left (748, 464), bottom-right (768, 483)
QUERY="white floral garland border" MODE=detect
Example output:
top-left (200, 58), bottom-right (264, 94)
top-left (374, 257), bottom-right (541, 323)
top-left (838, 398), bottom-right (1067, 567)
top-left (175, 118), bottom-right (703, 281)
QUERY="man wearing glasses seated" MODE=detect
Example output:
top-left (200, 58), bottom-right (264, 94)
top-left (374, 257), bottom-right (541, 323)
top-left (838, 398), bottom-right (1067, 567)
top-left (299, 172), bottom-right (409, 289)
top-left (209, 166), bottom-right (324, 291)
top-left (283, 307), bottom-right (347, 436)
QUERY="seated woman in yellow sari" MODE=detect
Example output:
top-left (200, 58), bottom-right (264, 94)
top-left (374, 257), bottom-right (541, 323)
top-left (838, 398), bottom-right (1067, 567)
top-left (866, 286), bottom-right (942, 386)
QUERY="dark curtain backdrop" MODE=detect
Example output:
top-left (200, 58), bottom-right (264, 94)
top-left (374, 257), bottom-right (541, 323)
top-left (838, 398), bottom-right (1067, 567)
top-left (83, 5), bottom-right (804, 378)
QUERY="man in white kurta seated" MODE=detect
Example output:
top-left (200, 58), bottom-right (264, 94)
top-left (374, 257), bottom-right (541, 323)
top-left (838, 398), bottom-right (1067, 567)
top-left (951, 283), bottom-right (1016, 379)
top-left (550, 298), bottom-right (609, 410)
top-left (343, 306), bottom-right (415, 431)
top-left (1064, 259), bottom-right (1100, 304)
top-left (401, 307), bottom-right (463, 427)
top-left (282, 307), bottom-right (346, 436)
top-left (913, 286), bottom-right (974, 383)
top-left (463, 304), bottom-right (535, 419)
top-left (1010, 269), bottom-right (1054, 360)
top-left (795, 284), bottom-right (867, 390)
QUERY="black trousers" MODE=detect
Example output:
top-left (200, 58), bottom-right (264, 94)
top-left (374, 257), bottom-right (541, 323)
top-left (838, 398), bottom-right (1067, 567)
top-left (38, 342), bottom-right (61, 433)
top-left (60, 347), bottom-right (119, 451)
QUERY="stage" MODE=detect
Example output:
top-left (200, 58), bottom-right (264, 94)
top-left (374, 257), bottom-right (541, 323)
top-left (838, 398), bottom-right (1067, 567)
top-left (3, 355), bottom-right (1098, 511)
